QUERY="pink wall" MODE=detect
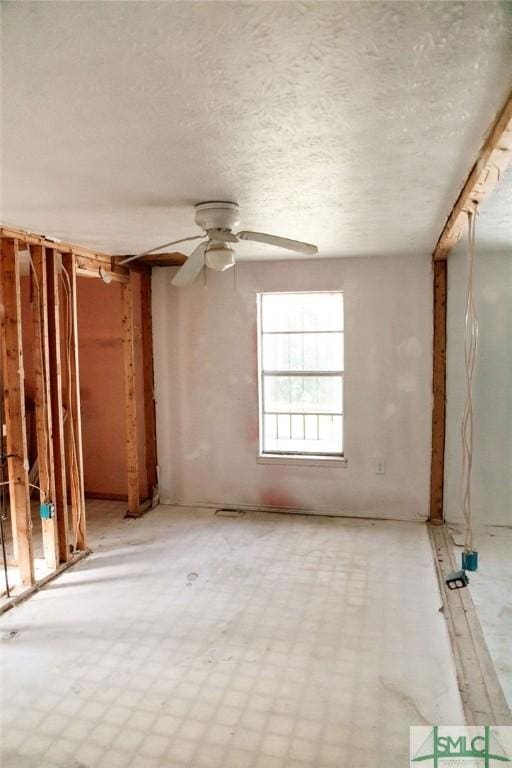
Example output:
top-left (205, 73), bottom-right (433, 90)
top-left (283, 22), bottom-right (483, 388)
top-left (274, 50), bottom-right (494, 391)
top-left (77, 275), bottom-right (148, 500)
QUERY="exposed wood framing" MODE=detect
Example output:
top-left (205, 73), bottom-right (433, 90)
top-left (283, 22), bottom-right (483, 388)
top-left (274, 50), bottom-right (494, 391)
top-left (140, 271), bottom-right (158, 502)
top-left (433, 90), bottom-right (512, 260)
top-left (120, 253), bottom-right (187, 267)
top-left (47, 250), bottom-right (70, 563)
top-left (430, 259), bottom-right (447, 524)
top-left (62, 254), bottom-right (87, 550)
top-left (0, 225), bottom-right (154, 593)
top-left (121, 273), bottom-right (141, 517)
top-left (75, 267), bottom-right (128, 283)
top-left (30, 246), bottom-right (59, 569)
top-left (0, 240), bottom-right (35, 585)
top-left (1, 226), bottom-right (127, 266)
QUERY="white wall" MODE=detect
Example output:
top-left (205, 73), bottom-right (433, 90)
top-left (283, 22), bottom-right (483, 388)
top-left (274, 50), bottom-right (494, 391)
top-left (445, 248), bottom-right (512, 527)
top-left (152, 255), bottom-right (433, 521)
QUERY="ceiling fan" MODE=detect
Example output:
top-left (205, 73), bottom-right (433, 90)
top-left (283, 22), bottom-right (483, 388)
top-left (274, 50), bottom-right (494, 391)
top-left (120, 202), bottom-right (318, 286)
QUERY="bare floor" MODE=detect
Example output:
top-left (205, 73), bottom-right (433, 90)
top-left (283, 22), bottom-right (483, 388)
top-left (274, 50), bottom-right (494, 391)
top-left (449, 522), bottom-right (512, 710)
top-left (0, 501), bottom-right (464, 767)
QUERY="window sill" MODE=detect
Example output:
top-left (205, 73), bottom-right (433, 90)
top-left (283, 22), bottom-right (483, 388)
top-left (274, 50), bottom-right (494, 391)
top-left (257, 454), bottom-right (348, 468)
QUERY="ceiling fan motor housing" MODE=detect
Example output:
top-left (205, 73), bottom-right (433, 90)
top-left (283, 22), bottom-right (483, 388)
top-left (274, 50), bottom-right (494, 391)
top-left (195, 201), bottom-right (240, 232)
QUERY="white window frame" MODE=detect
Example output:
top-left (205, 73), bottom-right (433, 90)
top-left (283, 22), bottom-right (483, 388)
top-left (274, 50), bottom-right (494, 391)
top-left (257, 291), bottom-right (345, 463)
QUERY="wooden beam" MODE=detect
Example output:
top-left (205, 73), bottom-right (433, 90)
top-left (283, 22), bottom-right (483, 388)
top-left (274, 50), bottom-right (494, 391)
top-left (0, 226), bottom-right (128, 269)
top-left (434, 90), bottom-right (512, 260)
top-left (0, 240), bottom-right (35, 585)
top-left (140, 270), bottom-right (158, 502)
top-left (47, 250), bottom-right (70, 562)
top-left (62, 254), bottom-right (87, 550)
top-left (30, 246), bottom-right (59, 569)
top-left (430, 259), bottom-right (447, 524)
top-left (76, 267), bottom-right (128, 283)
top-left (119, 253), bottom-right (187, 267)
top-left (121, 274), bottom-right (141, 517)
top-left (75, 254), bottom-right (129, 282)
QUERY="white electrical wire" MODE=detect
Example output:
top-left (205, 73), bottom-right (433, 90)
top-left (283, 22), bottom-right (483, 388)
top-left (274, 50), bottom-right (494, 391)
top-left (460, 210), bottom-right (479, 552)
top-left (27, 248), bottom-right (52, 502)
top-left (24, 251), bottom-right (83, 546)
top-left (0, 480), bottom-right (46, 496)
top-left (60, 265), bottom-right (84, 551)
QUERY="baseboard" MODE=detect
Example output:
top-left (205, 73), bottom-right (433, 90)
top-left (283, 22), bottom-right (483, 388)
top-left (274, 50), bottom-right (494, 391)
top-left (160, 499), bottom-right (427, 524)
top-left (85, 491), bottom-right (128, 501)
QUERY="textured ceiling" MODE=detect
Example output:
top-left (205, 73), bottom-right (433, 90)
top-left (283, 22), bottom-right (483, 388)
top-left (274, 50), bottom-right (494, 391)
top-left (2, 1), bottom-right (512, 259)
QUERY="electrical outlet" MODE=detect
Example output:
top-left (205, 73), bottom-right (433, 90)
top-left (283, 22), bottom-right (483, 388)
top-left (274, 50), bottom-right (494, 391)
top-left (375, 460), bottom-right (385, 475)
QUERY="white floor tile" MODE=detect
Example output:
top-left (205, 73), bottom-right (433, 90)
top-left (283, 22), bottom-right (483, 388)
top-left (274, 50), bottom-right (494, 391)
top-left (0, 501), bottom-right (465, 767)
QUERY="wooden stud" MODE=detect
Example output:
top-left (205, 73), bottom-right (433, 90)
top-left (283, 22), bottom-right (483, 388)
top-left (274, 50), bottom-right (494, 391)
top-left (30, 245), bottom-right (59, 569)
top-left (434, 90), bottom-right (512, 260)
top-left (62, 254), bottom-right (87, 550)
top-left (0, 239), bottom-right (35, 585)
top-left (46, 250), bottom-right (70, 563)
top-left (121, 273), bottom-right (141, 517)
top-left (430, 258), bottom-right (447, 524)
top-left (140, 270), bottom-right (158, 503)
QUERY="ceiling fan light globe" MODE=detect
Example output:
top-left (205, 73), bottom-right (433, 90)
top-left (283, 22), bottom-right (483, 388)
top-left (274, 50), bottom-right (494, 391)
top-left (206, 244), bottom-right (236, 271)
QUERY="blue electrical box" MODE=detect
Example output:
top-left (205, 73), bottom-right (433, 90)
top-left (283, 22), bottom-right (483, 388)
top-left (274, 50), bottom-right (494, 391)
top-left (40, 502), bottom-right (55, 520)
top-left (462, 550), bottom-right (478, 571)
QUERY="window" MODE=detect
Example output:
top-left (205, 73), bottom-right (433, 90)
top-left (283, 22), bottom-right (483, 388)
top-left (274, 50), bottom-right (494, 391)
top-left (258, 292), bottom-right (344, 457)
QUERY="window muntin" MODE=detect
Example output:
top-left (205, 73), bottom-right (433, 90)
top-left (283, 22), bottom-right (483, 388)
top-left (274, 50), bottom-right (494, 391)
top-left (259, 292), bottom-right (344, 457)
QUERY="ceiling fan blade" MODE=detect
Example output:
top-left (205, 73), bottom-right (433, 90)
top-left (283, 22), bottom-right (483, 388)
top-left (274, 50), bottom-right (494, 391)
top-left (237, 231), bottom-right (318, 256)
top-left (171, 242), bottom-right (207, 286)
top-left (207, 230), bottom-right (239, 243)
top-left (119, 235), bottom-right (204, 265)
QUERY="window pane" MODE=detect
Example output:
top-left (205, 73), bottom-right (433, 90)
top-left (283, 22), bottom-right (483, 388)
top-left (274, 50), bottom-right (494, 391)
top-left (261, 292), bottom-right (343, 332)
top-left (263, 375), bottom-right (343, 414)
top-left (263, 415), bottom-right (343, 455)
top-left (291, 414), bottom-right (304, 440)
top-left (259, 291), bottom-right (344, 457)
top-left (304, 414), bottom-right (318, 440)
top-left (277, 413), bottom-right (291, 439)
top-left (262, 332), bottom-right (343, 372)
top-left (264, 413), bottom-right (277, 440)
